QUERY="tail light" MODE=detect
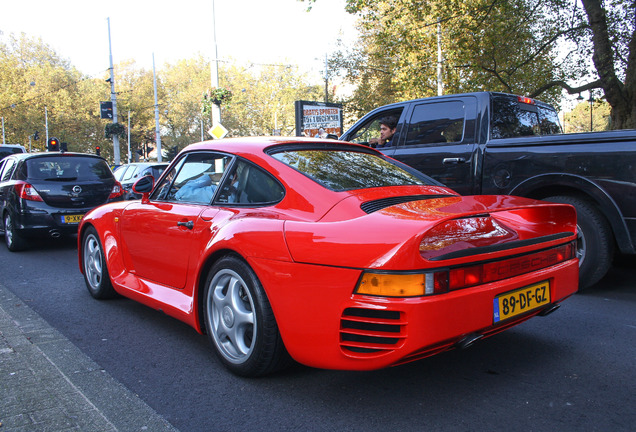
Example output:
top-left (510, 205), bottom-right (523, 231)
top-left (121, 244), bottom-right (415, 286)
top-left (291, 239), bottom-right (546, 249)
top-left (355, 241), bottom-right (576, 297)
top-left (15, 182), bottom-right (43, 202)
top-left (108, 181), bottom-right (124, 200)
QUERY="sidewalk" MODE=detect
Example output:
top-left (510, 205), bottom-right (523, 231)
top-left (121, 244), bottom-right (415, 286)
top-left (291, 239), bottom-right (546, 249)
top-left (0, 283), bottom-right (178, 432)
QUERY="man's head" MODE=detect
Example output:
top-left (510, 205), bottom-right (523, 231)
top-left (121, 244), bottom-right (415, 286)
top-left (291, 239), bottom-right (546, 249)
top-left (379, 116), bottom-right (398, 142)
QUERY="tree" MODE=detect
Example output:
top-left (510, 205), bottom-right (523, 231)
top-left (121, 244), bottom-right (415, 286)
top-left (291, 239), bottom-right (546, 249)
top-left (563, 98), bottom-right (611, 133)
top-left (0, 33), bottom-right (104, 152)
top-left (306, 0), bottom-right (635, 129)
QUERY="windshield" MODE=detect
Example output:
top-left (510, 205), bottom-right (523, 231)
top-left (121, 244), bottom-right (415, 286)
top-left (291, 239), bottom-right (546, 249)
top-left (271, 148), bottom-right (437, 191)
top-left (25, 156), bottom-right (113, 181)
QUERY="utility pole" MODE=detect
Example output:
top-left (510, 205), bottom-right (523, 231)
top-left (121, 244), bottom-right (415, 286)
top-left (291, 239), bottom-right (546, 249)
top-left (436, 19), bottom-right (444, 96)
top-left (324, 54), bottom-right (329, 103)
top-left (107, 18), bottom-right (121, 165)
top-left (210, 0), bottom-right (221, 126)
top-left (153, 53), bottom-right (162, 162)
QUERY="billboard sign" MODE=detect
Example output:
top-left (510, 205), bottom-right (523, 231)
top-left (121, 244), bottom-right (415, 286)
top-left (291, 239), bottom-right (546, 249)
top-left (295, 100), bottom-right (343, 138)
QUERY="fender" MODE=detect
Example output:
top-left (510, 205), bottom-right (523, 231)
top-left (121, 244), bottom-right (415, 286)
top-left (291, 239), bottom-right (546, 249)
top-left (510, 173), bottom-right (634, 254)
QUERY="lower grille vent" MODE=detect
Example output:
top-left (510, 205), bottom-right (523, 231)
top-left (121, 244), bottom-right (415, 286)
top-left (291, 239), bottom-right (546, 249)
top-left (339, 307), bottom-right (406, 356)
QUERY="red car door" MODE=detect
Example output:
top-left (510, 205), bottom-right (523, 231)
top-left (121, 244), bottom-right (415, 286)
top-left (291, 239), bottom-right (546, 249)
top-left (119, 151), bottom-right (231, 289)
top-left (119, 201), bottom-right (204, 289)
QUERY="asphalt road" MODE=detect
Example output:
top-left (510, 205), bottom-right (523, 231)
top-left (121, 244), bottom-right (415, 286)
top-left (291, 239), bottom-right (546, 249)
top-left (1, 235), bottom-right (635, 432)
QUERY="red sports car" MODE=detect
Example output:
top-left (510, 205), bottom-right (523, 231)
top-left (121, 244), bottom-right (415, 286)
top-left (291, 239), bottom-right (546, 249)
top-left (78, 138), bottom-right (578, 376)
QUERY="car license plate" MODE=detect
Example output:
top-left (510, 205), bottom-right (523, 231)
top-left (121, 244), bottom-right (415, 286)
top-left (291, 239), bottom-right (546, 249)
top-left (61, 214), bottom-right (84, 224)
top-left (493, 281), bottom-right (551, 323)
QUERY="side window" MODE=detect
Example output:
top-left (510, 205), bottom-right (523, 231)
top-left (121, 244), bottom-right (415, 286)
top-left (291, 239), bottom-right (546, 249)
top-left (347, 109), bottom-right (404, 146)
top-left (215, 159), bottom-right (284, 206)
top-left (153, 153), bottom-right (231, 204)
top-left (1, 159), bottom-right (16, 182)
top-left (405, 101), bottom-right (465, 146)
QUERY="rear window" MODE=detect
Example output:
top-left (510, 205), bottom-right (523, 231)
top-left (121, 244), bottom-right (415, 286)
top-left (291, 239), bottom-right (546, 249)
top-left (25, 156), bottom-right (113, 181)
top-left (271, 148), bottom-right (437, 191)
top-left (491, 95), bottom-right (563, 138)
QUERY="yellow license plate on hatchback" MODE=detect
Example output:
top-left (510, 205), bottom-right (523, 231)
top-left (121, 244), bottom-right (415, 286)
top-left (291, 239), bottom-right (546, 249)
top-left (494, 281), bottom-right (550, 323)
top-left (62, 214), bottom-right (84, 224)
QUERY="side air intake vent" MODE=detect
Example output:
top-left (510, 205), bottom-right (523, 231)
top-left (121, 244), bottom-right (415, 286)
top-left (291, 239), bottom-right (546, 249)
top-left (361, 194), bottom-right (454, 214)
top-left (339, 307), bottom-right (407, 356)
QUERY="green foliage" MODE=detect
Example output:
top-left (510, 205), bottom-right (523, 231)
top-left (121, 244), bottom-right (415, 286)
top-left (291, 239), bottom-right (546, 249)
top-left (564, 99), bottom-right (612, 133)
top-left (104, 122), bottom-right (126, 139)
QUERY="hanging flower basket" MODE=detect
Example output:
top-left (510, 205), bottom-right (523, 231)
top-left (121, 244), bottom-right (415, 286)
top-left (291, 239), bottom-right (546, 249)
top-left (104, 122), bottom-right (126, 139)
top-left (202, 87), bottom-right (233, 115)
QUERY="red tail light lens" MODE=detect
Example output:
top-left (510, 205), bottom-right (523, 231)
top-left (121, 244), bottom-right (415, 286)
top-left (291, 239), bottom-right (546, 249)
top-left (108, 181), bottom-right (124, 200)
top-left (448, 241), bottom-right (576, 290)
top-left (15, 182), bottom-right (43, 201)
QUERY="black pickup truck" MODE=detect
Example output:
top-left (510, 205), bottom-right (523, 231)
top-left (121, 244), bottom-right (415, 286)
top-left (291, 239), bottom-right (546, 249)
top-left (341, 91), bottom-right (636, 289)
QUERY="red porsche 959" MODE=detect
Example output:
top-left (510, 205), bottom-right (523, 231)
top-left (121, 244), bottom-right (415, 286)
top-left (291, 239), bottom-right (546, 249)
top-left (78, 138), bottom-right (578, 377)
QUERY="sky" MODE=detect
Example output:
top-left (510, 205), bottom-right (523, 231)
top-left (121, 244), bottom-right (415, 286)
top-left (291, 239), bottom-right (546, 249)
top-left (1, 0), bottom-right (358, 81)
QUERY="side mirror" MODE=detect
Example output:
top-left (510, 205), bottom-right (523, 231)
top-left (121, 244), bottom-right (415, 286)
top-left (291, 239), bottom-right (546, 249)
top-left (133, 175), bottom-right (154, 202)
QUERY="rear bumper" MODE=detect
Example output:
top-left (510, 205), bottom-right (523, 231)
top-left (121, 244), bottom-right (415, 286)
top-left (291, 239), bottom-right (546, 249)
top-left (251, 257), bottom-right (579, 371)
top-left (12, 206), bottom-right (93, 236)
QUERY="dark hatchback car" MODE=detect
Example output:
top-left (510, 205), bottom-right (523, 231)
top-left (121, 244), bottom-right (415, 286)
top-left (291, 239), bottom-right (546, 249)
top-left (0, 152), bottom-right (124, 251)
top-left (113, 162), bottom-right (169, 199)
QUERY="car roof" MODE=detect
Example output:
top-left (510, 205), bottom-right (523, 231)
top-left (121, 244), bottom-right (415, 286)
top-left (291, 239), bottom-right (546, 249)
top-left (183, 136), bottom-right (375, 158)
top-left (6, 152), bottom-right (106, 161)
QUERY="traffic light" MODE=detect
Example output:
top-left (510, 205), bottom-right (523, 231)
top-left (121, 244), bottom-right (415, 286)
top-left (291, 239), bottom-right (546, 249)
top-left (95, 146), bottom-right (101, 156)
top-left (34, 131), bottom-right (39, 140)
top-left (60, 142), bottom-right (68, 152)
top-left (47, 137), bottom-right (59, 151)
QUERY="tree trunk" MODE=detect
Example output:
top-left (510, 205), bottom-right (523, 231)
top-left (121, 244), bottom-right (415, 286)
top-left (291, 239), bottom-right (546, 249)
top-left (581, 0), bottom-right (636, 130)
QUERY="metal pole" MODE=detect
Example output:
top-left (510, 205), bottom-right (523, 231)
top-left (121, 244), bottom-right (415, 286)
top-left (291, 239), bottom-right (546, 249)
top-left (324, 54), bottom-right (329, 103)
top-left (153, 53), bottom-right (162, 162)
top-left (127, 111), bottom-right (131, 164)
top-left (437, 19), bottom-right (443, 96)
top-left (210, 0), bottom-right (221, 125)
top-left (45, 106), bottom-right (49, 142)
top-left (108, 18), bottom-right (121, 165)
top-left (590, 92), bottom-right (593, 131)
top-left (1, 117), bottom-right (4, 144)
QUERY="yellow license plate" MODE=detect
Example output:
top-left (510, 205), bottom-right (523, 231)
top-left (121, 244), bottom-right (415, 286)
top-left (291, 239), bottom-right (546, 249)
top-left (493, 281), bottom-right (551, 323)
top-left (62, 214), bottom-right (84, 224)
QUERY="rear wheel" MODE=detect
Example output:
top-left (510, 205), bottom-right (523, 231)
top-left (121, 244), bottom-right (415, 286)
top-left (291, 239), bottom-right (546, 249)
top-left (545, 195), bottom-right (614, 290)
top-left (3, 212), bottom-right (26, 252)
top-left (82, 227), bottom-right (116, 299)
top-left (203, 256), bottom-right (290, 377)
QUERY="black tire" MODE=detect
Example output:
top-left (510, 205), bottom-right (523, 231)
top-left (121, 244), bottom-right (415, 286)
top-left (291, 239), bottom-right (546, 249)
top-left (3, 211), bottom-right (26, 252)
top-left (203, 256), bottom-right (290, 377)
top-left (545, 195), bottom-right (614, 290)
top-left (81, 226), bottom-right (117, 299)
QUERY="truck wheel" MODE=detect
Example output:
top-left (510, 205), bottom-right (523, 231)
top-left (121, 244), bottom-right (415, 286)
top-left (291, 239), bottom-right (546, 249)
top-left (545, 195), bottom-right (613, 290)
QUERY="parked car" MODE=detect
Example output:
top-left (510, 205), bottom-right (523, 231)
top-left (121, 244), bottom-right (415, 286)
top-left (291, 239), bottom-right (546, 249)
top-left (113, 162), bottom-right (169, 199)
top-left (79, 137), bottom-right (578, 377)
top-left (341, 91), bottom-right (636, 289)
top-left (0, 144), bottom-right (26, 161)
top-left (0, 152), bottom-right (124, 251)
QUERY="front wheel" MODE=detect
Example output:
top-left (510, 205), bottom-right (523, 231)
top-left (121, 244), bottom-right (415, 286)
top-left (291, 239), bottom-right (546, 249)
top-left (4, 212), bottom-right (26, 252)
top-left (545, 195), bottom-right (614, 290)
top-left (81, 227), bottom-right (116, 299)
top-left (203, 256), bottom-right (290, 377)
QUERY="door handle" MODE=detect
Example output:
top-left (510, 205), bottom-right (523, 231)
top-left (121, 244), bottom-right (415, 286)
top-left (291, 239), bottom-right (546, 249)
top-left (177, 220), bottom-right (194, 230)
top-left (443, 157), bottom-right (467, 164)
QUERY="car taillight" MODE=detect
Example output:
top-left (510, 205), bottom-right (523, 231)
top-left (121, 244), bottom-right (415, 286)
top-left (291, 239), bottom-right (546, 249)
top-left (108, 181), bottom-right (124, 200)
top-left (447, 241), bottom-right (576, 290)
top-left (354, 241), bottom-right (576, 297)
top-left (15, 182), bottom-right (43, 201)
